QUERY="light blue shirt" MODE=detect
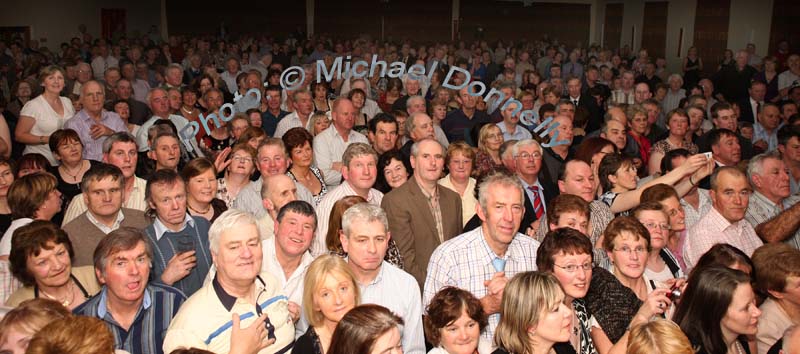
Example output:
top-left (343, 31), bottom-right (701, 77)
top-left (753, 121), bottom-right (781, 152)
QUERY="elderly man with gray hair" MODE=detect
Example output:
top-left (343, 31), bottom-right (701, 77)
top-left (164, 209), bottom-right (294, 354)
top-left (745, 151), bottom-right (800, 250)
top-left (405, 95), bottom-right (449, 148)
top-left (400, 111), bottom-right (435, 164)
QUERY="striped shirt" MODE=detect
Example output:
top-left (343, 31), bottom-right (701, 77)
top-left (683, 207), bottom-right (764, 271)
top-left (64, 109), bottom-right (129, 161)
top-left (423, 227), bottom-right (540, 341)
top-left (74, 283), bottom-right (186, 354)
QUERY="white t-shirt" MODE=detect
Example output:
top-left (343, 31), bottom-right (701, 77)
top-left (20, 95), bottom-right (75, 165)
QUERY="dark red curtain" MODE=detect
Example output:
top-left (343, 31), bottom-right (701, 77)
top-left (101, 9), bottom-right (126, 40)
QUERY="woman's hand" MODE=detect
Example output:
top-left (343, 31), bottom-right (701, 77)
top-left (214, 147), bottom-right (232, 173)
top-left (633, 288), bottom-right (672, 324)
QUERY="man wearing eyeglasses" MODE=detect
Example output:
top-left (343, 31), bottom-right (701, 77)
top-left (512, 139), bottom-right (557, 236)
top-left (164, 209), bottom-right (294, 354)
top-left (683, 166), bottom-right (764, 271)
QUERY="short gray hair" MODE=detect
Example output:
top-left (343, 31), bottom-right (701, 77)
top-left (710, 166), bottom-right (748, 191)
top-left (341, 203), bottom-right (388, 238)
top-left (511, 139), bottom-right (542, 158)
top-left (747, 151), bottom-right (783, 182)
top-left (405, 95), bottom-right (425, 110)
top-left (668, 74), bottom-right (684, 86)
top-left (342, 143), bottom-right (378, 168)
top-left (410, 138), bottom-right (442, 158)
top-left (208, 209), bottom-right (261, 253)
top-left (477, 172), bottom-right (524, 213)
top-left (405, 112), bottom-right (429, 137)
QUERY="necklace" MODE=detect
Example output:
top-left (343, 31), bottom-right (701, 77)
top-left (40, 279), bottom-right (75, 307)
top-left (187, 202), bottom-right (211, 214)
top-left (60, 160), bottom-right (85, 182)
top-left (181, 106), bottom-right (195, 114)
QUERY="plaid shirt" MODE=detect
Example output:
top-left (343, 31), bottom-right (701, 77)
top-left (423, 227), bottom-right (540, 341)
top-left (419, 184), bottom-right (445, 243)
top-left (683, 207), bottom-right (764, 271)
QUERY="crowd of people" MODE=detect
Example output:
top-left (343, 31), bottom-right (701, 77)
top-left (0, 26), bottom-right (798, 354)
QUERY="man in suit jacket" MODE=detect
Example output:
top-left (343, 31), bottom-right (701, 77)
top-left (511, 139), bottom-right (557, 235)
top-left (383, 139), bottom-right (463, 288)
top-left (63, 163), bottom-right (149, 266)
top-left (737, 80), bottom-right (767, 124)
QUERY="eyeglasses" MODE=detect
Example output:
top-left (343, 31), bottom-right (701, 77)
top-left (641, 222), bottom-right (671, 231)
top-left (232, 156), bottom-right (253, 163)
top-left (613, 246), bottom-right (648, 255)
top-left (515, 152), bottom-right (542, 160)
top-left (553, 263), bottom-right (592, 273)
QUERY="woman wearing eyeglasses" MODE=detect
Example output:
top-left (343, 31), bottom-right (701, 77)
top-left (216, 144), bottom-right (257, 208)
top-left (584, 216), bottom-right (674, 354)
top-left (632, 201), bottom-right (686, 284)
top-left (536, 227), bottom-right (598, 354)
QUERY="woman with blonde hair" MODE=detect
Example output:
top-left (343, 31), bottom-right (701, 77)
top-left (26, 316), bottom-right (115, 354)
top-left (627, 319), bottom-right (694, 354)
top-left (473, 124), bottom-right (504, 178)
top-left (0, 298), bottom-right (71, 354)
top-left (295, 255), bottom-right (361, 354)
top-left (493, 271), bottom-right (574, 354)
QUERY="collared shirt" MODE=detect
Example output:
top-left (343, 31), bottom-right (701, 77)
top-left (273, 111), bottom-right (313, 138)
top-left (519, 177), bottom-right (546, 214)
top-left (131, 79), bottom-right (151, 103)
top-left (152, 214), bottom-right (196, 241)
top-left (64, 109), bottom-right (129, 161)
top-left (86, 209), bottom-right (126, 234)
top-left (419, 183), bottom-right (445, 243)
top-left (232, 178), bottom-right (314, 219)
top-left (745, 191), bottom-right (800, 250)
top-left (424, 227), bottom-right (540, 341)
top-left (163, 273), bottom-right (294, 354)
top-left (497, 121), bottom-right (533, 141)
top-left (438, 175), bottom-right (478, 227)
top-left (359, 261), bottom-right (426, 354)
top-left (262, 238), bottom-right (314, 337)
top-left (313, 182), bottom-right (384, 256)
top-left (681, 189), bottom-right (714, 230)
top-left (792, 173), bottom-right (800, 196)
top-left (312, 125), bottom-right (369, 187)
top-left (683, 207), bottom-right (764, 271)
top-left (261, 109), bottom-right (290, 137)
top-left (754, 121), bottom-right (781, 152)
top-left (610, 89), bottom-right (634, 105)
top-left (63, 177), bottom-right (148, 226)
top-left (74, 284), bottom-right (186, 354)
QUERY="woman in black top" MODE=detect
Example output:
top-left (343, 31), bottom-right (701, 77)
top-left (295, 255), bottom-right (360, 354)
top-left (672, 266), bottom-right (761, 354)
top-left (493, 272), bottom-right (575, 354)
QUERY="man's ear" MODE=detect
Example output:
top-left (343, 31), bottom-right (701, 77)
top-left (339, 230), bottom-right (349, 253)
top-left (147, 149), bottom-right (156, 161)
